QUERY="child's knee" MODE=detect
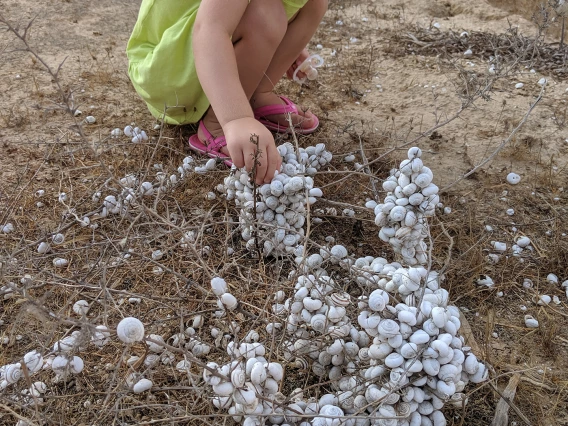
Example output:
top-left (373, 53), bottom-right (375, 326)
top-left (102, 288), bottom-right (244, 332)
top-left (307, 0), bottom-right (329, 19)
top-left (247, 0), bottom-right (287, 47)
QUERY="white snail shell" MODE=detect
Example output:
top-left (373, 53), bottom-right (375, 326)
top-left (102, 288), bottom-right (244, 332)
top-left (52, 233), bottom-right (65, 245)
top-left (516, 236), bottom-right (531, 248)
top-left (250, 362), bottom-right (267, 385)
top-left (378, 319), bottom-right (400, 338)
top-left (211, 277), bottom-right (228, 296)
top-left (70, 356), bottom-right (84, 374)
top-left (133, 378), bottom-right (153, 393)
top-left (92, 325), bottom-right (111, 348)
top-left (506, 172), bottom-right (521, 185)
top-left (30, 381), bottom-right (47, 397)
top-left (303, 297), bottom-right (323, 311)
top-left (233, 382), bottom-right (257, 406)
top-left (389, 205), bottom-right (407, 222)
top-left (4, 363), bottom-right (22, 384)
top-left (231, 367), bottom-right (246, 388)
top-left (51, 356), bottom-right (69, 375)
top-left (266, 362), bottom-right (283, 381)
top-left (72, 300), bottom-right (89, 315)
top-left (116, 317), bottom-right (145, 344)
top-left (384, 352), bottom-right (405, 368)
top-left (220, 292), bottom-right (238, 310)
top-left (54, 335), bottom-right (77, 352)
top-left (368, 289), bottom-right (388, 312)
top-left (176, 360), bottom-right (191, 373)
top-left (24, 350), bottom-right (43, 373)
top-left (37, 242), bottom-right (51, 254)
top-left (146, 334), bottom-right (165, 352)
top-left (310, 314), bottom-right (328, 333)
top-left (524, 315), bottom-right (539, 328)
top-left (52, 258), bottom-right (69, 267)
top-left (431, 307), bottom-right (448, 328)
top-left (330, 245), bottom-right (348, 259)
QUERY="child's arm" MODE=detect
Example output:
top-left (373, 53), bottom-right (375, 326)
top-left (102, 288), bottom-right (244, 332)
top-left (193, 0), bottom-right (281, 184)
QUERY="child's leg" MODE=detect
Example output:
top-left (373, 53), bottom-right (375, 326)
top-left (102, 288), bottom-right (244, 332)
top-left (199, 0), bottom-right (288, 151)
top-left (251, 0), bottom-right (329, 130)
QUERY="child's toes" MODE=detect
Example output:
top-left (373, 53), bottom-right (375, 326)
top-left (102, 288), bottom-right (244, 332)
top-left (298, 110), bottom-right (315, 129)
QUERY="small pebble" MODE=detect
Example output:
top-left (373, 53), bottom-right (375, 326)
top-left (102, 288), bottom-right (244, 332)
top-left (515, 83), bottom-right (524, 89)
top-left (85, 116), bottom-right (96, 124)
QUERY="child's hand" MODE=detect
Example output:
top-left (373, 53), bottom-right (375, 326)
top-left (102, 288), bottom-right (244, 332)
top-left (223, 117), bottom-right (282, 185)
top-left (286, 48), bottom-right (310, 80)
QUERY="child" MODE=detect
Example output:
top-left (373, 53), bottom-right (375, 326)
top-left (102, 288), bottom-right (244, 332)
top-left (127, 0), bottom-right (328, 185)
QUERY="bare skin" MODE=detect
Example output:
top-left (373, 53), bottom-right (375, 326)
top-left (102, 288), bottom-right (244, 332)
top-left (193, 0), bottom-right (328, 183)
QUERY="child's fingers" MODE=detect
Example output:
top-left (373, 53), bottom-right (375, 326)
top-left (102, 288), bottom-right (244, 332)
top-left (266, 144), bottom-right (281, 183)
top-left (254, 148), bottom-right (269, 185)
top-left (227, 145), bottom-right (245, 169)
top-left (243, 146), bottom-right (256, 173)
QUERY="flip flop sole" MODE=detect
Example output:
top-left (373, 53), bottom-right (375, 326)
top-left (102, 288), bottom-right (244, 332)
top-left (253, 95), bottom-right (320, 135)
top-left (257, 115), bottom-right (319, 135)
top-left (188, 135), bottom-right (233, 167)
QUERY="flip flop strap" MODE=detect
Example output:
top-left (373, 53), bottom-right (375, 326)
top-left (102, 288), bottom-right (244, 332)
top-left (253, 95), bottom-right (298, 119)
top-left (199, 121), bottom-right (227, 152)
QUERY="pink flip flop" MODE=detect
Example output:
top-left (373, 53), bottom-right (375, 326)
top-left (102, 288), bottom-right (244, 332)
top-left (253, 95), bottom-right (319, 135)
top-left (188, 121), bottom-right (233, 167)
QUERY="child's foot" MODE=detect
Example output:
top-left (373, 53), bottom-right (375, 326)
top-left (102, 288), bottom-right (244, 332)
top-left (252, 92), bottom-right (318, 133)
top-left (198, 112), bottom-right (231, 158)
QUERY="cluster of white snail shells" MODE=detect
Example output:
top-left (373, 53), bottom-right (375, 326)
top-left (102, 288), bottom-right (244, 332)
top-left (367, 147), bottom-right (438, 266)
top-left (204, 343), bottom-right (287, 424)
top-left (265, 259), bottom-right (488, 426)
top-left (205, 266), bottom-right (487, 425)
top-left (1, 347), bottom-right (83, 399)
top-left (223, 142), bottom-right (331, 256)
top-left (212, 277), bottom-right (239, 312)
top-left (203, 284), bottom-right (291, 425)
top-left (124, 125), bottom-right (149, 144)
top-left (90, 154), bottom-right (203, 223)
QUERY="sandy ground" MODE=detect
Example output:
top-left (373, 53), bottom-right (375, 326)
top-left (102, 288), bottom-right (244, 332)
top-left (1, 0), bottom-right (568, 424)
top-left (1, 0), bottom-right (568, 189)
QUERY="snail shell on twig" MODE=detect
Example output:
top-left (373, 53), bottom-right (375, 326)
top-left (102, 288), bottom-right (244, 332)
top-left (220, 293), bottom-right (238, 310)
top-left (24, 350), bottom-right (43, 373)
top-left (72, 300), bottom-right (89, 316)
